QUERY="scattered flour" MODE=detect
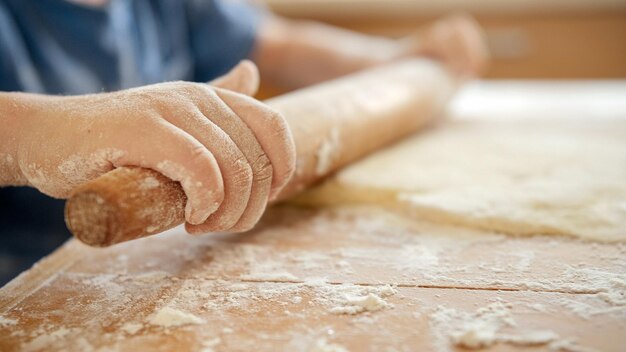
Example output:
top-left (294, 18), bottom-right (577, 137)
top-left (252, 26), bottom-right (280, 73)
top-left (315, 127), bottom-right (340, 175)
top-left (240, 272), bottom-right (299, 281)
top-left (131, 271), bottom-right (169, 283)
top-left (429, 299), bottom-right (593, 351)
top-left (310, 338), bottom-right (349, 352)
top-left (548, 338), bottom-right (598, 352)
top-left (0, 316), bottom-right (17, 327)
top-left (21, 327), bottom-right (75, 352)
top-left (0, 153), bottom-right (14, 164)
top-left (548, 266), bottom-right (626, 318)
top-left (329, 285), bottom-right (397, 315)
top-left (4, 205), bottom-right (624, 350)
top-left (330, 293), bottom-right (388, 315)
top-left (225, 244), bottom-right (304, 282)
top-left (200, 337), bottom-right (222, 352)
top-left (499, 330), bottom-right (559, 346)
top-left (336, 260), bottom-right (350, 269)
top-left (451, 319), bottom-right (501, 349)
top-left (149, 307), bottom-right (205, 327)
top-left (304, 277), bottom-right (330, 287)
top-left (138, 176), bottom-right (161, 190)
top-left (57, 148), bottom-right (126, 190)
top-left (120, 322), bottom-right (143, 335)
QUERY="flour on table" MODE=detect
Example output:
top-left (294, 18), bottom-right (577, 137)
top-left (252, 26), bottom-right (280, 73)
top-left (330, 293), bottom-right (388, 315)
top-left (200, 337), bottom-right (222, 352)
top-left (294, 117), bottom-right (626, 242)
top-left (149, 307), bottom-right (205, 327)
top-left (428, 298), bottom-right (599, 351)
top-left (310, 338), bottom-right (349, 352)
top-left (430, 300), bottom-right (559, 350)
top-left (120, 322), bottom-right (143, 335)
top-left (329, 285), bottom-right (396, 315)
top-left (431, 300), bottom-right (516, 349)
top-left (499, 330), bottom-right (559, 346)
top-left (240, 271), bottom-right (298, 281)
top-left (21, 327), bottom-right (76, 352)
top-left (132, 271), bottom-right (169, 283)
top-left (0, 316), bottom-right (17, 327)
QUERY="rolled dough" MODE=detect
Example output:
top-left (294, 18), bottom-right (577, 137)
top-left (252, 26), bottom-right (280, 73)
top-left (294, 117), bottom-right (626, 242)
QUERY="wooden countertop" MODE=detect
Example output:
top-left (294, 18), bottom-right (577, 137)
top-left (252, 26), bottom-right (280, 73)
top-left (1, 81), bottom-right (625, 351)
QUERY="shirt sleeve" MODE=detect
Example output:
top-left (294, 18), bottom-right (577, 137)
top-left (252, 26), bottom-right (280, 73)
top-left (186, 0), bottom-right (261, 82)
top-left (0, 2), bottom-right (40, 92)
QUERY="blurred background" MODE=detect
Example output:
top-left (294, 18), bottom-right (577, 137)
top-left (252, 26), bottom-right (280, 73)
top-left (1, 0), bottom-right (625, 286)
top-left (260, 0), bottom-right (626, 79)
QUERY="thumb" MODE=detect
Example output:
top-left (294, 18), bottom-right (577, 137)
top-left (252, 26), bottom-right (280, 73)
top-left (209, 60), bottom-right (260, 97)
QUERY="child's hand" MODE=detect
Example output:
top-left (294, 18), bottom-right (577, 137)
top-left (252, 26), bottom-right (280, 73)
top-left (403, 14), bottom-right (489, 77)
top-left (7, 61), bottom-right (296, 232)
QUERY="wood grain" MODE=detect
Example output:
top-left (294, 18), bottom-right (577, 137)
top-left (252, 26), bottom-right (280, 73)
top-left (1, 206), bottom-right (625, 351)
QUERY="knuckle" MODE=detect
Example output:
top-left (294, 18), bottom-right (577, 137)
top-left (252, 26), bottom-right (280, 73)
top-left (190, 144), bottom-right (211, 161)
top-left (252, 154), bottom-right (273, 181)
top-left (236, 156), bottom-right (254, 178)
top-left (230, 156), bottom-right (254, 187)
top-left (264, 106), bottom-right (287, 124)
top-left (183, 82), bottom-right (213, 99)
top-left (266, 109), bottom-right (292, 140)
top-left (165, 82), bottom-right (206, 104)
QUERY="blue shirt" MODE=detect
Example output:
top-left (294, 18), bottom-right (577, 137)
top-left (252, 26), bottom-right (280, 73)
top-left (0, 0), bottom-right (260, 94)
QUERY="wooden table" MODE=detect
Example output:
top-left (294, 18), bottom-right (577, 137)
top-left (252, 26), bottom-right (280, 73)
top-left (1, 82), bottom-right (625, 351)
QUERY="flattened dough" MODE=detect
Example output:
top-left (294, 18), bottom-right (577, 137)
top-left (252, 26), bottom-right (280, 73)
top-left (294, 117), bottom-right (626, 242)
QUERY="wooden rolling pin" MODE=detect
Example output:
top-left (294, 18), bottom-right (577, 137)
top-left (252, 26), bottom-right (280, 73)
top-left (65, 59), bottom-right (457, 247)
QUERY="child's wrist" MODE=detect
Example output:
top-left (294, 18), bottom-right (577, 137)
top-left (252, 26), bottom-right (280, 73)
top-left (0, 92), bottom-right (33, 185)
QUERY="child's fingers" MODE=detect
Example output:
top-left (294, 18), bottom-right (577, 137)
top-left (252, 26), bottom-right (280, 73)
top-left (215, 88), bottom-right (296, 201)
top-left (109, 116), bottom-right (225, 225)
top-left (186, 86), bottom-right (273, 233)
top-left (209, 60), bottom-right (260, 97)
top-left (153, 102), bottom-right (254, 231)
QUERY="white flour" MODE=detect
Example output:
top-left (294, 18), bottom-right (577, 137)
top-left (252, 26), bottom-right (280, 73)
top-left (429, 299), bottom-right (600, 351)
top-left (149, 307), bottom-right (205, 327)
top-left (21, 327), bottom-right (76, 352)
top-left (329, 293), bottom-right (389, 315)
top-left (120, 322), bottom-right (143, 335)
top-left (310, 338), bottom-right (349, 352)
top-left (5, 207), bottom-right (624, 351)
top-left (0, 316), bottom-right (17, 327)
top-left (315, 127), bottom-right (340, 176)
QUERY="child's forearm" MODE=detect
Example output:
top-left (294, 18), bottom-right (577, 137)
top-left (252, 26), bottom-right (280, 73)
top-left (0, 62), bottom-right (297, 234)
top-left (0, 92), bottom-right (30, 185)
top-left (253, 14), bottom-right (488, 90)
top-left (253, 16), bottom-right (406, 90)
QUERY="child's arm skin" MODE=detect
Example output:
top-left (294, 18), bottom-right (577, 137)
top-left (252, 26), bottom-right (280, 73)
top-left (0, 14), bottom-right (488, 233)
top-left (0, 62), bottom-right (296, 232)
top-left (254, 14), bottom-right (488, 89)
